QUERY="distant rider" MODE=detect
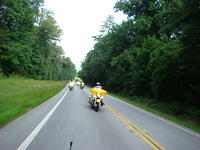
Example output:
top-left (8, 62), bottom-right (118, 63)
top-left (80, 82), bottom-right (85, 88)
top-left (68, 81), bottom-right (74, 90)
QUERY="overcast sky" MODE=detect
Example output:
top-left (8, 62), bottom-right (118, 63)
top-left (44, 0), bottom-right (126, 70)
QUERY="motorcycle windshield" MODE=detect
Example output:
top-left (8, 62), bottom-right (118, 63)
top-left (90, 88), bottom-right (107, 96)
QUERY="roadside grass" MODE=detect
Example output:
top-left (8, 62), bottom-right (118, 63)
top-left (0, 76), bottom-right (67, 126)
top-left (109, 93), bottom-right (200, 133)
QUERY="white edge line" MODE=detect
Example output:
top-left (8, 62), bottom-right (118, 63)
top-left (17, 90), bottom-right (68, 150)
top-left (106, 95), bottom-right (200, 138)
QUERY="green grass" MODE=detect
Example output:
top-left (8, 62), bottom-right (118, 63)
top-left (109, 93), bottom-right (200, 133)
top-left (0, 76), bottom-right (67, 126)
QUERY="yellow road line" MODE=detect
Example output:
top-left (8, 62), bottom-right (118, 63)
top-left (84, 88), bottom-right (166, 150)
top-left (105, 104), bottom-right (166, 150)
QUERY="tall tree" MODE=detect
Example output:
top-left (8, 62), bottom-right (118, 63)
top-left (0, 0), bottom-right (76, 80)
top-left (80, 0), bottom-right (200, 109)
top-left (0, 0), bottom-right (44, 76)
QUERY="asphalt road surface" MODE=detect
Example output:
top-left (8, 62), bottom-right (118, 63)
top-left (0, 86), bottom-right (200, 150)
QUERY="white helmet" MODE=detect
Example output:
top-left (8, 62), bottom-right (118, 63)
top-left (96, 82), bottom-right (100, 86)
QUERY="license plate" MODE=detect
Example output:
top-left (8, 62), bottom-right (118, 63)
top-left (96, 99), bottom-right (101, 103)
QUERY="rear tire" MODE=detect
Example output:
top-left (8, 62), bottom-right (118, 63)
top-left (95, 103), bottom-right (99, 112)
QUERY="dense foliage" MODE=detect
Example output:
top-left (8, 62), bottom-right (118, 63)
top-left (0, 0), bottom-right (76, 80)
top-left (79, 0), bottom-right (200, 112)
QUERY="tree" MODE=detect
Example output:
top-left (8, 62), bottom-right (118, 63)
top-left (0, 0), bottom-right (44, 76)
top-left (80, 0), bottom-right (200, 109)
top-left (0, 0), bottom-right (76, 81)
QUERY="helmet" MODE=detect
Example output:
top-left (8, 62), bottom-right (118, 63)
top-left (96, 82), bottom-right (100, 86)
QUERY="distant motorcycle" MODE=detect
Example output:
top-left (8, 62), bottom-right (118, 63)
top-left (80, 83), bottom-right (84, 89)
top-left (68, 84), bottom-right (74, 91)
top-left (69, 86), bottom-right (74, 91)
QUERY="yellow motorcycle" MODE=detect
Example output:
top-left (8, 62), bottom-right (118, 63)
top-left (89, 88), bottom-right (107, 112)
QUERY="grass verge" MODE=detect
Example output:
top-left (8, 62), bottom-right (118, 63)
top-left (0, 76), bottom-right (67, 127)
top-left (109, 93), bottom-right (200, 133)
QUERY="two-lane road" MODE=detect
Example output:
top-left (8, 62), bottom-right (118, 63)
top-left (0, 86), bottom-right (199, 150)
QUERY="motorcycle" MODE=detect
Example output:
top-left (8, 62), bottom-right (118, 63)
top-left (88, 88), bottom-right (107, 112)
top-left (89, 94), bottom-right (103, 112)
top-left (80, 84), bottom-right (84, 89)
top-left (68, 84), bottom-right (74, 91)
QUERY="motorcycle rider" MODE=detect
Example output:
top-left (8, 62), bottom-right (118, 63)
top-left (80, 81), bottom-right (85, 89)
top-left (68, 81), bottom-right (74, 90)
top-left (89, 82), bottom-right (105, 106)
top-left (95, 82), bottom-right (102, 89)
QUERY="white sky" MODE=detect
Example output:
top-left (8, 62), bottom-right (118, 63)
top-left (44, 0), bottom-right (126, 70)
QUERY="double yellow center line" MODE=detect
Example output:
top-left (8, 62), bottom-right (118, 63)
top-left (105, 104), bottom-right (166, 150)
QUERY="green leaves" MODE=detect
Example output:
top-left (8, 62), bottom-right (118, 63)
top-left (111, 50), bottom-right (134, 73)
top-left (79, 0), bottom-right (200, 108)
top-left (135, 16), bottom-right (152, 31)
top-left (37, 10), bottom-right (63, 43)
top-left (0, 0), bottom-right (76, 80)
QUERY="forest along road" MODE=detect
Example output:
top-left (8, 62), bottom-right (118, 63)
top-left (0, 86), bottom-right (200, 150)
